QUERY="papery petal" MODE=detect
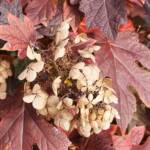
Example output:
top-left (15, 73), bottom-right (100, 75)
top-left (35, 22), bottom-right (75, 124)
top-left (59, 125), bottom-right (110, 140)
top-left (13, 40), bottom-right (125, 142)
top-left (32, 95), bottom-right (47, 110)
top-left (0, 92), bottom-right (6, 100)
top-left (78, 50), bottom-right (95, 62)
top-left (31, 61), bottom-right (44, 73)
top-left (32, 84), bottom-right (41, 93)
top-left (27, 46), bottom-right (35, 60)
top-left (52, 76), bottom-right (61, 96)
top-left (18, 69), bottom-right (27, 81)
top-left (23, 94), bottom-right (36, 103)
top-left (47, 95), bottom-right (60, 106)
top-left (26, 70), bottom-right (37, 82)
top-left (54, 47), bottom-right (65, 61)
top-left (0, 82), bottom-right (7, 92)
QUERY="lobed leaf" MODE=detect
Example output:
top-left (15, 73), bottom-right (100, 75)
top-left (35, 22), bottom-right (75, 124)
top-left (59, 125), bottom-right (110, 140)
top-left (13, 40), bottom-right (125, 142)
top-left (96, 31), bottom-right (150, 131)
top-left (79, 0), bottom-right (125, 39)
top-left (25, 0), bottom-right (58, 25)
top-left (0, 96), bottom-right (71, 150)
top-left (0, 13), bottom-right (38, 58)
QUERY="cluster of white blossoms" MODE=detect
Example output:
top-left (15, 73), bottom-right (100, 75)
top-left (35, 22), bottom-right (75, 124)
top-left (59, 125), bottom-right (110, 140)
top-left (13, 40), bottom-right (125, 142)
top-left (23, 61), bottom-right (119, 137)
top-left (18, 46), bottom-right (44, 82)
top-left (21, 20), bottom-right (120, 137)
top-left (0, 60), bottom-right (12, 100)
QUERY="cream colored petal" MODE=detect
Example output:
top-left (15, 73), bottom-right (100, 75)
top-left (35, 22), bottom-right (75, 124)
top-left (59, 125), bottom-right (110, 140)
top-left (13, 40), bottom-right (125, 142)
top-left (32, 95), bottom-right (47, 110)
top-left (0, 76), bottom-right (5, 83)
top-left (69, 69), bottom-right (83, 80)
top-left (103, 110), bottom-right (111, 121)
top-left (74, 33), bottom-right (88, 43)
top-left (91, 121), bottom-right (101, 134)
top-left (59, 119), bottom-right (71, 131)
top-left (38, 91), bottom-right (48, 101)
top-left (26, 70), bottom-right (37, 82)
top-left (0, 92), bottom-right (6, 100)
top-left (78, 50), bottom-right (95, 62)
top-left (61, 110), bottom-right (73, 121)
top-left (88, 93), bottom-right (93, 102)
top-left (23, 94), bottom-right (36, 103)
top-left (91, 94), bottom-right (103, 105)
top-left (79, 122), bottom-right (91, 137)
top-left (54, 46), bottom-right (65, 61)
top-left (0, 66), bottom-right (5, 72)
top-left (38, 108), bottom-right (48, 116)
top-left (82, 65), bottom-right (100, 84)
top-left (72, 62), bottom-right (85, 70)
top-left (32, 84), bottom-right (41, 93)
top-left (18, 69), bottom-right (27, 81)
top-left (109, 94), bottom-right (118, 104)
top-left (52, 76), bottom-right (61, 96)
top-left (0, 82), bottom-right (7, 92)
top-left (100, 121), bottom-right (110, 130)
top-left (27, 46), bottom-right (42, 61)
top-left (27, 46), bottom-right (35, 60)
top-left (55, 21), bottom-right (69, 44)
top-left (47, 107), bottom-right (58, 117)
top-left (59, 39), bottom-right (69, 47)
top-left (31, 61), bottom-right (44, 73)
top-left (63, 97), bottom-right (73, 107)
top-left (47, 95), bottom-right (59, 106)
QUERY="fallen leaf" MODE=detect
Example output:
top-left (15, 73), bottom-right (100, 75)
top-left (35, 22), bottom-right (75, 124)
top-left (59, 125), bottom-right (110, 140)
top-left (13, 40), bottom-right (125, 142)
top-left (96, 31), bottom-right (150, 131)
top-left (112, 126), bottom-right (145, 150)
top-left (69, 0), bottom-right (80, 5)
top-left (0, 0), bottom-right (22, 24)
top-left (69, 126), bottom-right (116, 150)
top-left (26, 0), bottom-right (58, 25)
top-left (63, 1), bottom-right (82, 33)
top-left (0, 13), bottom-right (38, 59)
top-left (79, 0), bottom-right (125, 39)
top-left (132, 137), bottom-right (150, 150)
top-left (0, 95), bottom-right (71, 150)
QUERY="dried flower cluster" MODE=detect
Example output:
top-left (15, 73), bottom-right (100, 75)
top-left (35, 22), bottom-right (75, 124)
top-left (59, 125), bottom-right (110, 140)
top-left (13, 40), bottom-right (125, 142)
top-left (0, 59), bottom-right (12, 100)
top-left (20, 20), bottom-right (120, 137)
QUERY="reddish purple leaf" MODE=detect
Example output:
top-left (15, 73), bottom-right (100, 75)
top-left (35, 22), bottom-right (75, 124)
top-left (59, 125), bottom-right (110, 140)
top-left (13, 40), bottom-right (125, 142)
top-left (63, 1), bottom-right (82, 33)
top-left (112, 126), bottom-right (145, 150)
top-left (0, 97), bottom-right (71, 150)
top-left (0, 13), bottom-right (38, 59)
top-left (79, 0), bottom-right (125, 39)
top-left (96, 31), bottom-right (150, 131)
top-left (132, 137), bottom-right (150, 150)
top-left (112, 135), bottom-right (132, 150)
top-left (128, 126), bottom-right (145, 145)
top-left (26, 0), bottom-right (58, 25)
top-left (0, 0), bottom-right (22, 25)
